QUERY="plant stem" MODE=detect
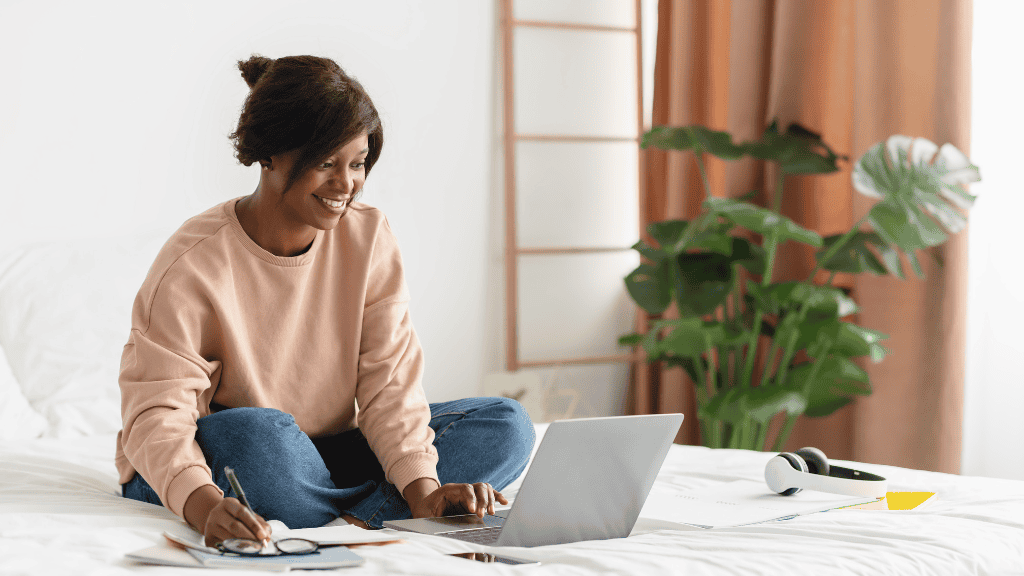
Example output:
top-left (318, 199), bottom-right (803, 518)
top-left (770, 309), bottom-right (805, 390)
top-left (772, 414), bottom-right (798, 452)
top-left (759, 340), bottom-right (780, 388)
top-left (704, 337), bottom-right (718, 399)
top-left (693, 149), bottom-right (711, 201)
top-left (755, 422), bottom-right (769, 451)
top-left (771, 167), bottom-right (785, 214)
top-left (692, 354), bottom-right (709, 407)
top-left (740, 230), bottom-right (779, 388)
top-left (807, 214), bottom-right (870, 282)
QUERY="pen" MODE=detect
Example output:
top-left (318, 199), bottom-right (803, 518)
top-left (224, 466), bottom-right (269, 547)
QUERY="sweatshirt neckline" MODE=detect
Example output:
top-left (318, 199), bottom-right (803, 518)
top-left (224, 197), bottom-right (324, 267)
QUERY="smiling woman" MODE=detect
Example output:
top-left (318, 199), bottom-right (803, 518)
top-left (116, 53), bottom-right (535, 547)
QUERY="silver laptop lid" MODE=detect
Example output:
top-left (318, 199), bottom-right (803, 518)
top-left (495, 413), bottom-right (683, 547)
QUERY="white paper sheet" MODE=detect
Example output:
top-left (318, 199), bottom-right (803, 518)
top-left (639, 479), bottom-right (878, 528)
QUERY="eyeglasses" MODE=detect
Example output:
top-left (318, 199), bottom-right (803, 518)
top-left (216, 537), bottom-right (319, 557)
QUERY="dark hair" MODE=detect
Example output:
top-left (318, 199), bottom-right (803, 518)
top-left (229, 54), bottom-right (383, 196)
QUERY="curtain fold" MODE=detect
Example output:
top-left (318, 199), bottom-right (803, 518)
top-left (633, 0), bottom-right (971, 473)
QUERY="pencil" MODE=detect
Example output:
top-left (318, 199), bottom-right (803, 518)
top-left (224, 466), bottom-right (269, 548)
top-left (224, 466), bottom-right (252, 509)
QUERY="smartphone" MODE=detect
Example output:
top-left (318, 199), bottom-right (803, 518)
top-left (449, 552), bottom-right (540, 565)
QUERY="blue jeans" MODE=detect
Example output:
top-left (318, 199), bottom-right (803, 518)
top-left (122, 397), bottom-right (535, 529)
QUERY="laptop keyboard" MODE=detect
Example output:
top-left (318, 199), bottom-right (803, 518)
top-left (437, 526), bottom-right (503, 545)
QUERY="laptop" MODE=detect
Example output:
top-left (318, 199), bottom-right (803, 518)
top-left (383, 413), bottom-right (684, 547)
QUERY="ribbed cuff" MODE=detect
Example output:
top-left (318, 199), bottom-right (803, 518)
top-left (166, 465), bottom-right (222, 519)
top-left (389, 453), bottom-right (440, 496)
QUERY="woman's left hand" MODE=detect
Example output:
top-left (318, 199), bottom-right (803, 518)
top-left (406, 479), bottom-right (508, 519)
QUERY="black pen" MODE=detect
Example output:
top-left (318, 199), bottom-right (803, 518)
top-left (224, 466), bottom-right (269, 547)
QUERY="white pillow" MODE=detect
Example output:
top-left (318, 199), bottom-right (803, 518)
top-left (0, 231), bottom-right (173, 437)
top-left (0, 346), bottom-right (48, 440)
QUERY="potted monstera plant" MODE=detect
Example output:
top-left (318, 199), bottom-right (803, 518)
top-left (619, 122), bottom-right (980, 451)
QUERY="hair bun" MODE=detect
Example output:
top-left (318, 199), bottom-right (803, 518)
top-left (238, 55), bottom-right (273, 88)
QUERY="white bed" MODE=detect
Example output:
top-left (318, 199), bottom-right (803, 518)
top-left (2, 235), bottom-right (1023, 576)
top-left (2, 425), bottom-right (1024, 575)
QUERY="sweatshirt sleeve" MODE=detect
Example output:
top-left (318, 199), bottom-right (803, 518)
top-left (355, 216), bottom-right (439, 495)
top-left (119, 280), bottom-right (223, 519)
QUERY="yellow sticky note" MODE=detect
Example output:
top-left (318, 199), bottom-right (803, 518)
top-left (885, 492), bottom-right (936, 510)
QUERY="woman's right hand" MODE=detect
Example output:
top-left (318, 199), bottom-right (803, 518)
top-left (202, 497), bottom-right (272, 548)
top-left (184, 485), bottom-right (272, 547)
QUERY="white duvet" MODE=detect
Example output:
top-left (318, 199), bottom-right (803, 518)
top-left (2, 425), bottom-right (1023, 576)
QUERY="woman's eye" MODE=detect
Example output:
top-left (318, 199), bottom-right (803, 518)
top-left (319, 162), bottom-right (334, 169)
top-left (351, 162), bottom-right (365, 169)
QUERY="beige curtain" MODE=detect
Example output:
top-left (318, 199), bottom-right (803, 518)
top-left (633, 0), bottom-right (972, 473)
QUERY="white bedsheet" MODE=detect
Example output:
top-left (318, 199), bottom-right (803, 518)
top-left (1, 425), bottom-right (1023, 576)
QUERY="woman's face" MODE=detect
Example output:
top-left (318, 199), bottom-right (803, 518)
top-left (266, 133), bottom-right (369, 231)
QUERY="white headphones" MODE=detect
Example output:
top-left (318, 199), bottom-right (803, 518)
top-left (765, 447), bottom-right (887, 499)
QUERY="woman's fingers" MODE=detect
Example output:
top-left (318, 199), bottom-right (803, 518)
top-left (224, 498), bottom-right (269, 541)
top-left (470, 483), bottom-right (496, 517)
top-left (435, 482), bottom-right (507, 518)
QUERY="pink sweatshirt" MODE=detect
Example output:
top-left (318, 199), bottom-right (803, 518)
top-left (115, 198), bottom-right (439, 519)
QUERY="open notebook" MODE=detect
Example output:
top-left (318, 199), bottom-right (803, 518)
top-left (127, 520), bottom-right (398, 571)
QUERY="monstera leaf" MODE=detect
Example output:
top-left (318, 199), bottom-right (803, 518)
top-left (742, 121), bottom-right (846, 175)
top-left (816, 232), bottom-right (907, 279)
top-left (705, 197), bottom-right (823, 248)
top-left (642, 125), bottom-right (745, 160)
top-left (785, 356), bottom-right (871, 418)
top-left (853, 136), bottom-right (979, 259)
top-left (699, 386), bottom-right (807, 425)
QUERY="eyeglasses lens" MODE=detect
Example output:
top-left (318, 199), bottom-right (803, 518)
top-left (275, 539), bottom-right (318, 554)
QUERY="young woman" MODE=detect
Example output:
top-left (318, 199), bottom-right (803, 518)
top-left (116, 54), bottom-right (534, 546)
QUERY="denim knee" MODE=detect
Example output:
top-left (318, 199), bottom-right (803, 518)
top-left (478, 397), bottom-right (535, 485)
top-left (195, 407), bottom-right (340, 528)
top-left (494, 397), bottom-right (535, 469)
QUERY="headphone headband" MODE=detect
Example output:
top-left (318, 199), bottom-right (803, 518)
top-left (765, 452), bottom-right (887, 498)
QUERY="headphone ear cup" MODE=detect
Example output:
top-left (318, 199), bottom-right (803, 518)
top-left (776, 452), bottom-right (807, 496)
top-left (794, 447), bottom-right (830, 476)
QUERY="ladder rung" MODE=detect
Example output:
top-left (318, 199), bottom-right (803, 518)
top-left (512, 19), bottom-right (637, 34)
top-left (517, 353), bottom-right (640, 368)
top-left (516, 134), bottom-right (639, 143)
top-left (517, 247), bottom-right (633, 255)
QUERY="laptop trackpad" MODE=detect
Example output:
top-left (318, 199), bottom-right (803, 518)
top-left (385, 514), bottom-right (505, 535)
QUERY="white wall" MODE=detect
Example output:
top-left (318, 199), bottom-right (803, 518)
top-left (962, 1), bottom-right (1024, 480)
top-left (0, 0), bottom-right (497, 404)
top-left (1, 0), bottom-right (656, 415)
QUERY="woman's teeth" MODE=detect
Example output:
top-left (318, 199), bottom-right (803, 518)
top-left (316, 196), bottom-right (346, 209)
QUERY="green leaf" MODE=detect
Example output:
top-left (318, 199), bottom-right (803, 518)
top-left (730, 236), bottom-right (766, 276)
top-left (631, 239), bottom-right (668, 264)
top-left (794, 319), bottom-right (890, 361)
top-left (624, 261), bottom-right (672, 314)
top-left (905, 250), bottom-right (924, 279)
top-left (745, 281), bottom-right (778, 315)
top-left (868, 197), bottom-right (948, 251)
top-left (785, 357), bottom-right (871, 418)
top-left (646, 220), bottom-right (690, 249)
top-left (853, 136), bottom-right (978, 247)
top-left (699, 386), bottom-right (807, 425)
top-left (770, 282), bottom-right (859, 318)
top-left (705, 197), bottom-right (823, 248)
top-left (663, 356), bottom-right (705, 388)
top-left (816, 232), bottom-right (889, 276)
top-left (742, 121), bottom-right (845, 175)
top-left (658, 317), bottom-right (718, 358)
top-left (618, 333), bottom-right (644, 347)
top-left (744, 281), bottom-right (856, 319)
top-left (672, 252), bottom-right (735, 316)
top-left (642, 125), bottom-right (745, 160)
top-left (645, 219), bottom-right (735, 256)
